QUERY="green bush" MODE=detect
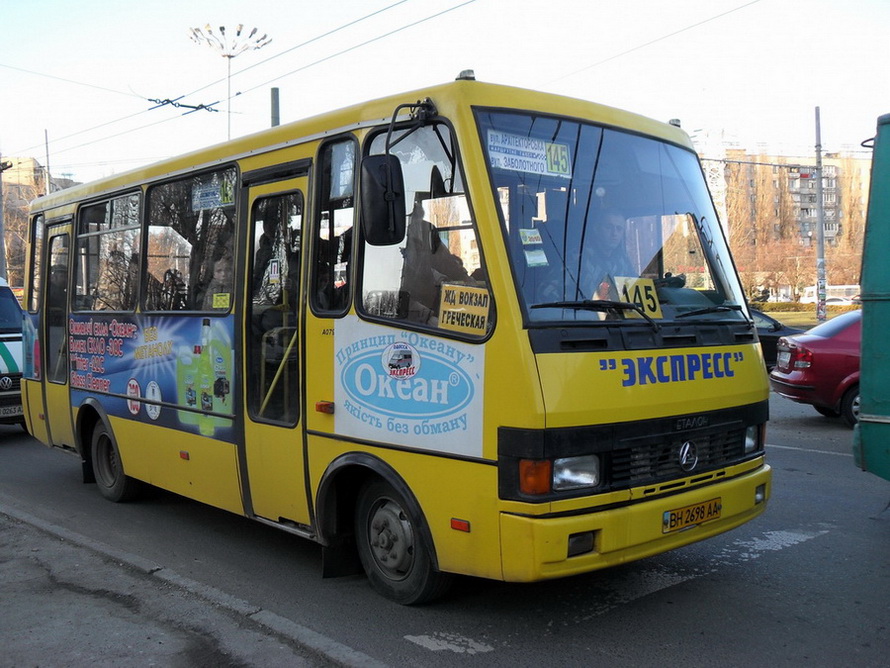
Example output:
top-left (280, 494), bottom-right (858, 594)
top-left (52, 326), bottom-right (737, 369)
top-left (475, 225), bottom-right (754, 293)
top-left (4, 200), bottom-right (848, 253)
top-left (752, 301), bottom-right (860, 314)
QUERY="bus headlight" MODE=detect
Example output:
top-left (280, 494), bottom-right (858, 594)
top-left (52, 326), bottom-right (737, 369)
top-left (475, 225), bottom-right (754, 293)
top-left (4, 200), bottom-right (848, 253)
top-left (553, 455), bottom-right (600, 491)
top-left (744, 424), bottom-right (761, 454)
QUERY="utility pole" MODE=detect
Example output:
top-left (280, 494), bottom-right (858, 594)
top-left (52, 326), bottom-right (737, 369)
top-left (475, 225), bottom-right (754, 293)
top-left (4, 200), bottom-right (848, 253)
top-left (0, 155), bottom-right (11, 279)
top-left (814, 107), bottom-right (827, 321)
top-left (271, 87), bottom-right (280, 127)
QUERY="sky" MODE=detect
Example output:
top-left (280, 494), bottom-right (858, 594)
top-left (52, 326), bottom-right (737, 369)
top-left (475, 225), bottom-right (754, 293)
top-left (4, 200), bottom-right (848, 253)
top-left (1, 0), bottom-right (886, 184)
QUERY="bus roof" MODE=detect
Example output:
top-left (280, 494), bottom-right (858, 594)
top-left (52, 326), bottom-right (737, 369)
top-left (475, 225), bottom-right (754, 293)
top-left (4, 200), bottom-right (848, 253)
top-left (31, 78), bottom-right (693, 211)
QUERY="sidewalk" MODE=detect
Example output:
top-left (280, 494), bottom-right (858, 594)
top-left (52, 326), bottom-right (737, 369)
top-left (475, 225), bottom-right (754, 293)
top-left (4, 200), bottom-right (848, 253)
top-left (0, 507), bottom-right (384, 667)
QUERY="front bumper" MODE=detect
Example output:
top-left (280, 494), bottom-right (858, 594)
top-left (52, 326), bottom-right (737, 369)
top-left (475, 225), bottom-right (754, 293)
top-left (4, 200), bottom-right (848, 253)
top-left (499, 462), bottom-right (770, 582)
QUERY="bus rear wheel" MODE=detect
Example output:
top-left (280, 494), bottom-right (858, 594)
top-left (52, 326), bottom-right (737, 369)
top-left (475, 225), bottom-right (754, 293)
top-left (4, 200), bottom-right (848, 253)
top-left (91, 421), bottom-right (141, 502)
top-left (354, 479), bottom-right (451, 604)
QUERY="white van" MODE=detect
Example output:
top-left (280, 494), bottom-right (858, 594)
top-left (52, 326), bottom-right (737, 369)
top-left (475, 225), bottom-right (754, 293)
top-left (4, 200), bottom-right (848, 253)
top-left (0, 278), bottom-right (24, 427)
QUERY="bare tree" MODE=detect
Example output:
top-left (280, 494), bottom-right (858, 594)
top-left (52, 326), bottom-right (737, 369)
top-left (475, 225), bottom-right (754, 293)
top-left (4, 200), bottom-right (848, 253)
top-left (2, 180), bottom-right (37, 285)
top-left (829, 156), bottom-right (866, 285)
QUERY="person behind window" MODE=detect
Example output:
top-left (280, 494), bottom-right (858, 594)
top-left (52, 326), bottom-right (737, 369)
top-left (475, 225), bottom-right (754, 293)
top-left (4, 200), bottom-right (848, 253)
top-left (201, 244), bottom-right (234, 310)
top-left (579, 208), bottom-right (635, 300)
top-left (46, 262), bottom-right (69, 382)
top-left (48, 264), bottom-right (68, 324)
top-left (253, 215), bottom-right (279, 302)
top-left (400, 202), bottom-right (473, 324)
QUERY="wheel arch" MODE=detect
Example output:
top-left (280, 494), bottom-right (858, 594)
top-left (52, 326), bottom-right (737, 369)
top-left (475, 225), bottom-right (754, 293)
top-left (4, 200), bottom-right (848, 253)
top-left (74, 399), bottom-right (112, 484)
top-left (315, 452), bottom-right (442, 573)
top-left (832, 370), bottom-right (861, 409)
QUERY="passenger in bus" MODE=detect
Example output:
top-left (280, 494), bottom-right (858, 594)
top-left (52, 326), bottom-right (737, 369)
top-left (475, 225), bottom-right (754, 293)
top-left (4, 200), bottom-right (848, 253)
top-left (123, 252), bottom-right (139, 310)
top-left (579, 208), bottom-right (635, 299)
top-left (161, 268), bottom-right (188, 310)
top-left (253, 216), bottom-right (279, 303)
top-left (400, 202), bottom-right (473, 324)
top-left (315, 227), bottom-right (351, 311)
top-left (47, 264), bottom-right (69, 322)
top-left (201, 244), bottom-right (234, 310)
top-left (47, 263), bottom-right (69, 382)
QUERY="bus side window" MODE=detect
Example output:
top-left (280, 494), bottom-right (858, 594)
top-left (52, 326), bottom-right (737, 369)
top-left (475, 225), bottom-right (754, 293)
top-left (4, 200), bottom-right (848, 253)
top-left (74, 195), bottom-right (140, 312)
top-left (311, 139), bottom-right (355, 314)
top-left (46, 234), bottom-right (70, 384)
top-left (146, 168), bottom-right (236, 311)
top-left (359, 124), bottom-right (492, 337)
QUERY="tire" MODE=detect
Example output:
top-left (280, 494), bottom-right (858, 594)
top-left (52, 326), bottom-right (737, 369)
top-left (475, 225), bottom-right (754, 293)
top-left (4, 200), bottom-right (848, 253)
top-left (814, 406), bottom-right (841, 418)
top-left (841, 385), bottom-right (860, 428)
top-left (91, 421), bottom-right (141, 502)
top-left (354, 479), bottom-right (451, 605)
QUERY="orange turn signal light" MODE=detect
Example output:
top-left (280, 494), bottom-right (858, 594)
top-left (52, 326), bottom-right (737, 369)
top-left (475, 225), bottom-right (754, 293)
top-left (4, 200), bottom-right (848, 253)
top-left (519, 459), bottom-right (552, 495)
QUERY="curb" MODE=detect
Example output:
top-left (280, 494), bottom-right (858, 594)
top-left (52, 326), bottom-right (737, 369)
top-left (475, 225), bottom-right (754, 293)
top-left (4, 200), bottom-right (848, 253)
top-left (0, 503), bottom-right (387, 668)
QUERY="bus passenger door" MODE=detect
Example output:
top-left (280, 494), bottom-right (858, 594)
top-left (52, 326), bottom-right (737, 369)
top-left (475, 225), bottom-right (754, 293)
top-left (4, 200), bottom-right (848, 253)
top-left (241, 176), bottom-right (310, 526)
top-left (43, 228), bottom-right (76, 448)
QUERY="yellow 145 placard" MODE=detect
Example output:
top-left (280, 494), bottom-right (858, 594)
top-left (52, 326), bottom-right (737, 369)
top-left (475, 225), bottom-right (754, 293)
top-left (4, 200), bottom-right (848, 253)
top-left (614, 277), bottom-right (663, 319)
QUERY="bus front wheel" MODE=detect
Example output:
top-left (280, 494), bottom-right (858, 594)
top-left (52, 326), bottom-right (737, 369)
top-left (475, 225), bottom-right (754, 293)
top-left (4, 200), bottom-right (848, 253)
top-left (354, 479), bottom-right (451, 604)
top-left (91, 421), bottom-right (141, 502)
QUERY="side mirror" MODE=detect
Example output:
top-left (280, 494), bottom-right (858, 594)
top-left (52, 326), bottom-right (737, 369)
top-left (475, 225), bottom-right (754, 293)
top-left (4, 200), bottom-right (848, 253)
top-left (360, 155), bottom-right (406, 246)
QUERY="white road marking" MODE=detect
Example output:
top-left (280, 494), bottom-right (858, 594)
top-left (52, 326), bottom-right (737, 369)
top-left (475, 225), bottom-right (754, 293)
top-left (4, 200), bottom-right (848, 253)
top-left (570, 526), bottom-right (831, 623)
top-left (405, 632), bottom-right (494, 654)
top-left (405, 527), bottom-right (832, 651)
top-left (712, 528), bottom-right (831, 566)
top-left (767, 443), bottom-right (853, 457)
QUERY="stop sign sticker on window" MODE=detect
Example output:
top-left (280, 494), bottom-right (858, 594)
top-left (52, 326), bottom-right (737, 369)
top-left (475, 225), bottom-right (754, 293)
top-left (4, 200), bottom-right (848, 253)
top-left (127, 378), bottom-right (141, 415)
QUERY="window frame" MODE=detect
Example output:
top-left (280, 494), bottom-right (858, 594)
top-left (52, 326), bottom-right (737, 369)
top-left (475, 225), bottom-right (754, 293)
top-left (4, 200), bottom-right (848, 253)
top-left (354, 120), bottom-right (494, 342)
top-left (73, 191), bottom-right (142, 313)
top-left (143, 165), bottom-right (239, 314)
top-left (310, 135), bottom-right (359, 317)
top-left (246, 188), bottom-right (304, 426)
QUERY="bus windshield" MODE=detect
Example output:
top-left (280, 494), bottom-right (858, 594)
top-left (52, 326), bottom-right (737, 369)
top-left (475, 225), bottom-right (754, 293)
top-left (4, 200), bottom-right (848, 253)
top-left (477, 110), bottom-right (746, 324)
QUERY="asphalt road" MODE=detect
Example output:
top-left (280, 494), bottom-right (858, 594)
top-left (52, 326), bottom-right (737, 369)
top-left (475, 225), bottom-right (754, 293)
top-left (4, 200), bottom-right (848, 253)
top-left (1, 392), bottom-right (887, 666)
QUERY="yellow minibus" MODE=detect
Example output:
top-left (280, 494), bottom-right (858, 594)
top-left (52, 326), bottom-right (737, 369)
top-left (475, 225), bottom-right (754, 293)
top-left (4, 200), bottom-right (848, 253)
top-left (24, 74), bottom-right (770, 603)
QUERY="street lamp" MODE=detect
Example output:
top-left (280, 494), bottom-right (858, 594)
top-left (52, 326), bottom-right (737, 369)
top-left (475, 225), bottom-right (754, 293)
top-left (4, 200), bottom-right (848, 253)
top-left (189, 24), bottom-right (272, 140)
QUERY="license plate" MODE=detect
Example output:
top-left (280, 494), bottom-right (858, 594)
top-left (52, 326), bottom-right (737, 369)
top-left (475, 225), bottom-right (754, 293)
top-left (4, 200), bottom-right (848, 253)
top-left (663, 498), bottom-right (722, 533)
top-left (777, 351), bottom-right (790, 369)
top-left (0, 405), bottom-right (23, 417)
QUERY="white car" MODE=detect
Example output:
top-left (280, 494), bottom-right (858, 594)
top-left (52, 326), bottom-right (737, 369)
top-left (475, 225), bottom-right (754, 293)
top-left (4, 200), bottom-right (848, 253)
top-left (0, 278), bottom-right (24, 427)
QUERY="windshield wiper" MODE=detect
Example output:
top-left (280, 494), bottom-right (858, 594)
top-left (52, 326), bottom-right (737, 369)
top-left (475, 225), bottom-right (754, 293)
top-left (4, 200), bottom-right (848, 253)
top-left (675, 304), bottom-right (745, 319)
top-left (532, 299), bottom-right (660, 331)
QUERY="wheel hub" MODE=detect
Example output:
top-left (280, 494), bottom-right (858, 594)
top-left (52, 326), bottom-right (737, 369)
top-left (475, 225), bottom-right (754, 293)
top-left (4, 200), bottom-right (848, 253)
top-left (368, 499), bottom-right (414, 578)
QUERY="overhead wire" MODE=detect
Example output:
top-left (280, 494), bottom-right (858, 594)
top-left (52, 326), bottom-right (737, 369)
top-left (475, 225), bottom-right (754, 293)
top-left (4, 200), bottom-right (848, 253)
top-left (9, 0), bottom-right (774, 174)
top-left (239, 0), bottom-right (477, 95)
top-left (547, 0), bottom-right (763, 85)
top-left (42, 0), bottom-right (478, 167)
top-left (6, 0), bottom-right (413, 161)
top-left (0, 62), bottom-right (144, 99)
top-left (183, 0), bottom-right (410, 100)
